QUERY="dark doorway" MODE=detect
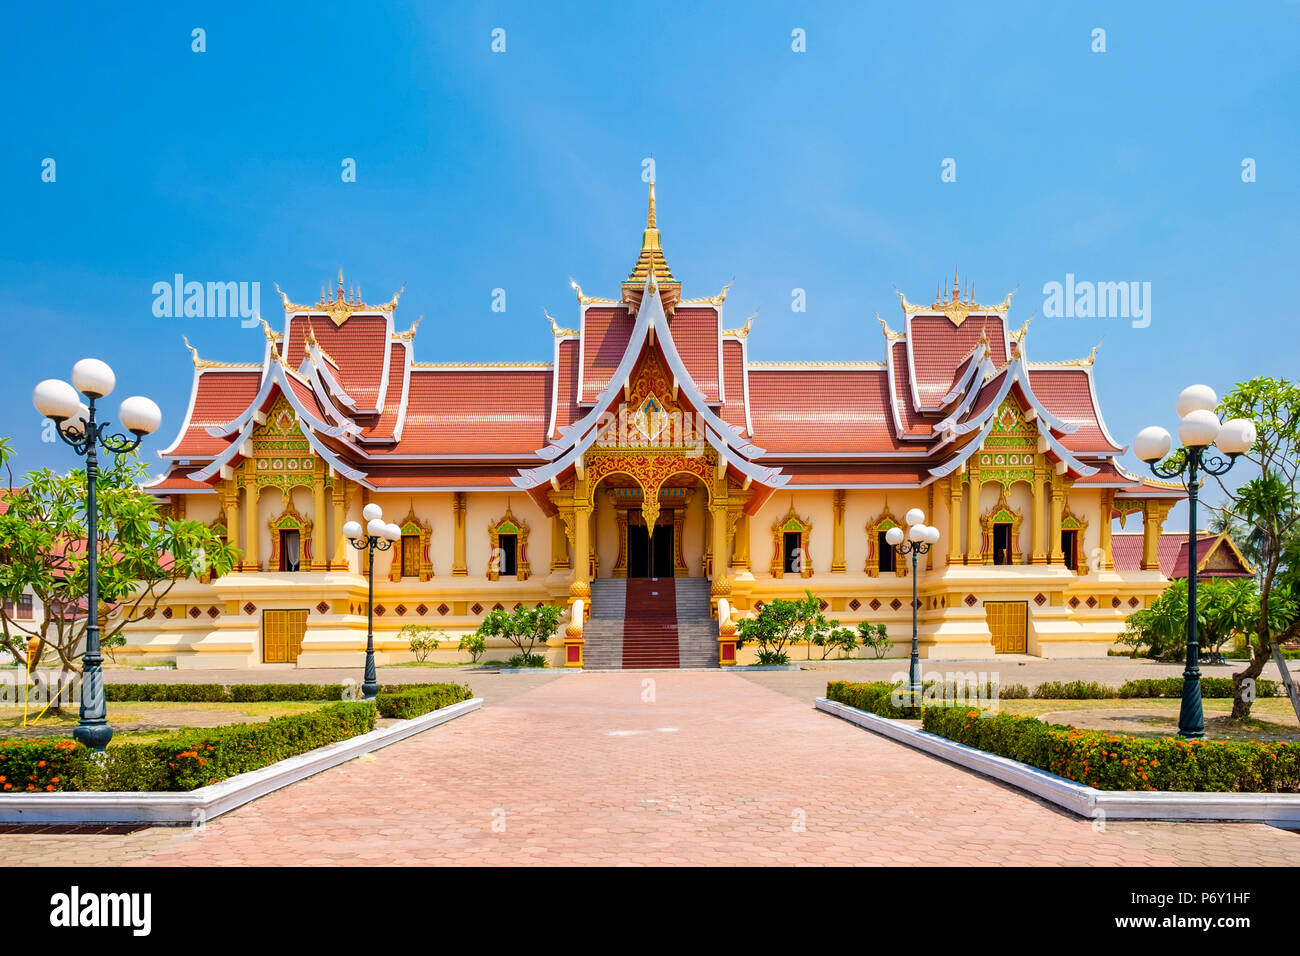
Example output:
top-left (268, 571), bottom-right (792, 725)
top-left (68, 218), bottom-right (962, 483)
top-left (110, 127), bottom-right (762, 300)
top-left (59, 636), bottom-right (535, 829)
top-left (877, 530), bottom-right (896, 573)
top-left (993, 523), bottom-right (1012, 565)
top-left (652, 523), bottom-right (673, 578)
top-left (628, 524), bottom-right (649, 578)
top-left (1061, 529), bottom-right (1079, 570)
top-left (628, 523), bottom-right (674, 578)
top-left (498, 534), bottom-right (518, 576)
top-left (783, 531), bottom-right (802, 574)
top-left (279, 530), bottom-right (301, 572)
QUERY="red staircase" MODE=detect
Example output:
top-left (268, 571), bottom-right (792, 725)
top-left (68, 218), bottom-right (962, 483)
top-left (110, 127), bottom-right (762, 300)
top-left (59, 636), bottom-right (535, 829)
top-left (622, 578), bottom-right (679, 668)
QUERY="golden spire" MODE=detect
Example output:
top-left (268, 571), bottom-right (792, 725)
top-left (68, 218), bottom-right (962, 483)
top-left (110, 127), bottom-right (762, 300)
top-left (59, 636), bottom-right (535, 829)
top-left (647, 178), bottom-right (657, 228)
top-left (625, 178), bottom-right (676, 289)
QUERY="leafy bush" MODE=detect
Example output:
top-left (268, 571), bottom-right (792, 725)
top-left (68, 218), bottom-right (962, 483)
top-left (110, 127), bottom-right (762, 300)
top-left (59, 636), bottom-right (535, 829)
top-left (402, 625), bottom-right (442, 663)
top-left (458, 632), bottom-right (487, 663)
top-left (737, 590), bottom-right (826, 663)
top-left (826, 680), bottom-right (921, 718)
top-left (477, 605), bottom-right (561, 661)
top-left (505, 653), bottom-right (548, 669)
top-left (857, 623), bottom-right (892, 659)
top-left (104, 683), bottom-right (349, 703)
top-left (374, 683), bottom-right (472, 720)
top-left (0, 702), bottom-right (377, 793)
top-left (922, 706), bottom-right (1300, 792)
top-left (812, 626), bottom-right (857, 660)
top-left (997, 683), bottom-right (1031, 699)
top-left (0, 739), bottom-right (93, 793)
top-left (1032, 680), bottom-right (1117, 700)
top-left (1118, 677), bottom-right (1279, 699)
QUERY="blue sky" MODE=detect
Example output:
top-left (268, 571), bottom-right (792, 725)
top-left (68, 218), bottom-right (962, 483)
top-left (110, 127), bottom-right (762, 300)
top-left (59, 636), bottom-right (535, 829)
top-left (3, 1), bottom-right (1297, 529)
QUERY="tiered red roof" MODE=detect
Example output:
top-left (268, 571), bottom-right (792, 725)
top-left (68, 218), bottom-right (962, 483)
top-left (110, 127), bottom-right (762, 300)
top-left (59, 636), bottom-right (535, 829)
top-left (147, 184), bottom-right (1176, 509)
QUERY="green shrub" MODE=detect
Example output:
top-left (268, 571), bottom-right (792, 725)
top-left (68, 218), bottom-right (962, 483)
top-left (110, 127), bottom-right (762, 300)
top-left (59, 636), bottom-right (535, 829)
top-left (105, 683), bottom-right (228, 702)
top-left (997, 683), bottom-right (1031, 699)
top-left (0, 702), bottom-right (377, 793)
top-left (921, 706), bottom-right (1300, 792)
top-left (374, 683), bottom-right (472, 720)
top-left (458, 633), bottom-right (487, 663)
top-left (1118, 677), bottom-right (1279, 699)
top-left (226, 683), bottom-right (346, 702)
top-left (826, 680), bottom-right (921, 718)
top-left (0, 739), bottom-right (94, 793)
top-left (1032, 680), bottom-right (1117, 700)
top-left (505, 653), bottom-right (548, 669)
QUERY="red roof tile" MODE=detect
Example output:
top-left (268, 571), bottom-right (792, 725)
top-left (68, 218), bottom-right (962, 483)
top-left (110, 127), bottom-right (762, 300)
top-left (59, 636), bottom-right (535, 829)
top-left (668, 307), bottom-right (720, 403)
top-left (1028, 366), bottom-right (1124, 453)
top-left (907, 314), bottom-right (1007, 408)
top-left (165, 370), bottom-right (263, 457)
top-left (748, 367), bottom-right (905, 453)
top-left (580, 307), bottom-right (633, 403)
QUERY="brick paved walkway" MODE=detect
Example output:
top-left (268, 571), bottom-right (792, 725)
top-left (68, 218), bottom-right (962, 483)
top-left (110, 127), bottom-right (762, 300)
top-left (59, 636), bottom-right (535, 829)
top-left (5, 672), bottom-right (1297, 866)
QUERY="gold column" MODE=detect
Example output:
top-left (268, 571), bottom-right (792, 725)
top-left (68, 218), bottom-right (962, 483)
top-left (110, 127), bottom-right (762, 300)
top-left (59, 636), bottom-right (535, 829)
top-left (673, 508), bottom-right (688, 577)
top-left (1049, 476), bottom-right (1064, 565)
top-left (1099, 489), bottom-right (1114, 570)
top-left (1141, 500), bottom-right (1172, 571)
top-left (1030, 468), bottom-right (1047, 564)
top-left (452, 492), bottom-right (468, 575)
top-left (571, 475), bottom-right (591, 604)
top-left (946, 475), bottom-right (963, 566)
top-left (965, 474), bottom-right (981, 564)
top-left (550, 513), bottom-right (570, 571)
top-left (311, 473), bottom-right (327, 570)
top-left (242, 478), bottom-right (260, 571)
top-left (731, 513), bottom-right (750, 571)
top-left (613, 508), bottom-right (628, 578)
top-left (710, 459), bottom-right (731, 602)
top-left (831, 489), bottom-right (847, 573)
top-left (220, 484), bottom-right (241, 556)
top-left (330, 480), bottom-right (348, 570)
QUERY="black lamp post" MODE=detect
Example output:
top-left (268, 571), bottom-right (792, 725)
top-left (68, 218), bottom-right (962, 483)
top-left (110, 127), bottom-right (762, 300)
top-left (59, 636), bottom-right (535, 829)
top-left (33, 361), bottom-right (162, 752)
top-left (1135, 385), bottom-right (1256, 738)
top-left (886, 508), bottom-right (940, 695)
top-left (343, 504), bottom-right (400, 700)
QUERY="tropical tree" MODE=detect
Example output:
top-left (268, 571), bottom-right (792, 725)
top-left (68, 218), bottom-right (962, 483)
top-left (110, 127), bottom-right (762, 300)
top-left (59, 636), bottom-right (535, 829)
top-left (475, 603), bottom-right (561, 666)
top-left (1209, 378), bottom-right (1300, 718)
top-left (857, 622), bottom-right (893, 659)
top-left (1119, 578), bottom-right (1189, 660)
top-left (736, 590), bottom-right (825, 665)
top-left (0, 443), bottom-right (237, 699)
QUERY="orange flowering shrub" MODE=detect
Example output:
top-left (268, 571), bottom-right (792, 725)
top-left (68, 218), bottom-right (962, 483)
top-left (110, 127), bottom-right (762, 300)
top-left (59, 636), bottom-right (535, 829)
top-left (922, 707), bottom-right (1300, 792)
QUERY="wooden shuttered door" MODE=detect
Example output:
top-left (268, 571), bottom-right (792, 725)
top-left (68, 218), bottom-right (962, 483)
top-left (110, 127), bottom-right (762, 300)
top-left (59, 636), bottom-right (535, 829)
top-left (985, 601), bottom-right (1028, 654)
top-left (263, 609), bottom-right (308, 663)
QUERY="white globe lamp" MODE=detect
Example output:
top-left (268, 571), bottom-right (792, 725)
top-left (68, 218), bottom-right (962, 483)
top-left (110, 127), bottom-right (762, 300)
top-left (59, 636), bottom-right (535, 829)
top-left (71, 358), bottom-right (116, 399)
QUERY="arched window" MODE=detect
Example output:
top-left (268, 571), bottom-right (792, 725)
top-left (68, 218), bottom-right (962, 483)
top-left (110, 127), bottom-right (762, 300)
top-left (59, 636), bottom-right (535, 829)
top-left (770, 505), bottom-right (812, 579)
top-left (865, 508), bottom-right (907, 578)
top-left (488, 507), bottom-right (531, 581)
top-left (267, 499), bottom-right (313, 573)
top-left (388, 506), bottom-right (433, 582)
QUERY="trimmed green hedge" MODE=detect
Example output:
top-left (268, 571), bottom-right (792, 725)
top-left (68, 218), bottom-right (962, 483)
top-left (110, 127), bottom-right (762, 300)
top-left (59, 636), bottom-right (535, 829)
top-left (1118, 677), bottom-right (1279, 699)
top-left (921, 706), bottom-right (1300, 792)
top-left (0, 702), bottom-right (376, 793)
top-left (375, 683), bottom-right (473, 719)
top-left (826, 681), bottom-right (921, 719)
top-left (103, 682), bottom-right (450, 703)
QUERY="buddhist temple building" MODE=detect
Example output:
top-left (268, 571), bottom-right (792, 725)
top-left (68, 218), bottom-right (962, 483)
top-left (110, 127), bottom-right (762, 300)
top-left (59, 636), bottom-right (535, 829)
top-left (124, 182), bottom-right (1185, 668)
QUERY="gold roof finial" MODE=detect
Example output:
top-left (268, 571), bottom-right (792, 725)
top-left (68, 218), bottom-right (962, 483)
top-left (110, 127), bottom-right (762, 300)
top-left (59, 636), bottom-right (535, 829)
top-left (877, 313), bottom-right (905, 342)
top-left (647, 178), bottom-right (657, 229)
top-left (1084, 337), bottom-right (1102, 367)
top-left (183, 335), bottom-right (201, 367)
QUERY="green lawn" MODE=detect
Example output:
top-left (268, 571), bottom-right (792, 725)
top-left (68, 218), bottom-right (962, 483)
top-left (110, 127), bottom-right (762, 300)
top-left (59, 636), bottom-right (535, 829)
top-left (0, 700), bottom-right (331, 745)
top-left (996, 696), bottom-right (1300, 742)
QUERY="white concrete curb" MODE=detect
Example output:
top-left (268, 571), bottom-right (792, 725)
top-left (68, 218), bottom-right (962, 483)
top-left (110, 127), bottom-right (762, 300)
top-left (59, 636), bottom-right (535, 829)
top-left (0, 697), bottom-right (483, 826)
top-left (815, 697), bottom-right (1300, 824)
